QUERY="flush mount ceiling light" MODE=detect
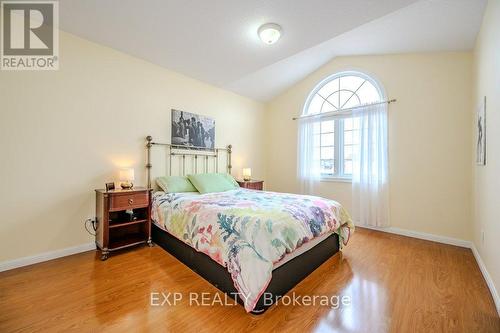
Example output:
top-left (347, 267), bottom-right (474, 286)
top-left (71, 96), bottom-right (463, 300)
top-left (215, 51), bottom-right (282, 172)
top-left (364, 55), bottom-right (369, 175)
top-left (258, 23), bottom-right (282, 45)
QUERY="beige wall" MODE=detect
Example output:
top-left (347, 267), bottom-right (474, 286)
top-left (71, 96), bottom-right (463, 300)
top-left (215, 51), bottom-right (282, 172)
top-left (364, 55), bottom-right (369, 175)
top-left (265, 52), bottom-right (473, 240)
top-left (473, 0), bottom-right (500, 309)
top-left (0, 31), bottom-right (266, 262)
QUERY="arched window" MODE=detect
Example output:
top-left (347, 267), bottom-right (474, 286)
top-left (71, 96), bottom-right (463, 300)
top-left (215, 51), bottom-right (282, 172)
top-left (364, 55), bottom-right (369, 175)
top-left (303, 71), bottom-right (384, 178)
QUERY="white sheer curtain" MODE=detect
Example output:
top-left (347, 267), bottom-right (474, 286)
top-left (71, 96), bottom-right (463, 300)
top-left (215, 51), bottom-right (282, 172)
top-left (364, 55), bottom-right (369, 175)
top-left (297, 117), bottom-right (321, 194)
top-left (352, 103), bottom-right (389, 227)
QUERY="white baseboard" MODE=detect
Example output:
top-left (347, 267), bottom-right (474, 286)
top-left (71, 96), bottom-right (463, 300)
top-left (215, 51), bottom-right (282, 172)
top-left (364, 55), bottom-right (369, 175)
top-left (470, 244), bottom-right (500, 316)
top-left (0, 242), bottom-right (95, 272)
top-left (356, 224), bottom-right (472, 248)
top-left (357, 224), bottom-right (499, 316)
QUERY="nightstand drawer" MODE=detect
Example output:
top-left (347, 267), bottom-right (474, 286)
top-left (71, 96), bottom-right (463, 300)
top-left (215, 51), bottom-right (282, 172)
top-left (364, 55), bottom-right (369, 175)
top-left (109, 192), bottom-right (149, 211)
top-left (236, 180), bottom-right (263, 190)
top-left (246, 182), bottom-right (262, 190)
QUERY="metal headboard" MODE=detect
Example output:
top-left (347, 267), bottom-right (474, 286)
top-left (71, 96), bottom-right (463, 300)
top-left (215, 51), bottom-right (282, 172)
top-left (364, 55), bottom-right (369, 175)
top-left (146, 136), bottom-right (232, 189)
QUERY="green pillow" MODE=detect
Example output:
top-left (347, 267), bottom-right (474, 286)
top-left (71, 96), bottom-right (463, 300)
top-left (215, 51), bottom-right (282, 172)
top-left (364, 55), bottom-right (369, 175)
top-left (188, 173), bottom-right (238, 194)
top-left (156, 176), bottom-right (198, 193)
top-left (220, 173), bottom-right (240, 187)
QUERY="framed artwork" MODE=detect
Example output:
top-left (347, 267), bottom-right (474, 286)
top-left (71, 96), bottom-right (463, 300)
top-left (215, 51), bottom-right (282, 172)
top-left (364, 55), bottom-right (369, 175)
top-left (105, 182), bottom-right (115, 192)
top-left (476, 96), bottom-right (486, 165)
top-left (171, 109), bottom-right (215, 150)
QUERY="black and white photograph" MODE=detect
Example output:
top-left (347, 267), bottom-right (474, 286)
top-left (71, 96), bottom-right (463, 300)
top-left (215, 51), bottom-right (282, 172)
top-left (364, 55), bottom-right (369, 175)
top-left (171, 109), bottom-right (215, 150)
top-left (476, 96), bottom-right (486, 165)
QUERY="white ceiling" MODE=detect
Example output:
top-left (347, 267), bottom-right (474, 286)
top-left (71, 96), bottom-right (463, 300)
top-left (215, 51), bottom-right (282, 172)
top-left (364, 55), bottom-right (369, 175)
top-left (59, 0), bottom-right (486, 102)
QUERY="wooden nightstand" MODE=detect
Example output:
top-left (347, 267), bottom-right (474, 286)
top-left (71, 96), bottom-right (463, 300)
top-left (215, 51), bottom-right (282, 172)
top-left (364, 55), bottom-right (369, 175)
top-left (95, 187), bottom-right (152, 260)
top-left (237, 180), bottom-right (264, 190)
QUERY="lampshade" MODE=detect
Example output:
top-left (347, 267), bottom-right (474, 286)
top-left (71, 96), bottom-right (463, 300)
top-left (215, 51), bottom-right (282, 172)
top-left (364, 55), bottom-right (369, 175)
top-left (119, 168), bottom-right (135, 181)
top-left (242, 168), bottom-right (251, 181)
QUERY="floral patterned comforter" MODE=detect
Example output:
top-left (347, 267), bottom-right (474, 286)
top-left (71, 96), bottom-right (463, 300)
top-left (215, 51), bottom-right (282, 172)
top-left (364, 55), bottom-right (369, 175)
top-left (152, 188), bottom-right (354, 312)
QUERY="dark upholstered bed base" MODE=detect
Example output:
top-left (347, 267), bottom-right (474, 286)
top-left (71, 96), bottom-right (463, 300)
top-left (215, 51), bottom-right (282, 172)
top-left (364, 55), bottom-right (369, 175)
top-left (152, 223), bottom-right (340, 314)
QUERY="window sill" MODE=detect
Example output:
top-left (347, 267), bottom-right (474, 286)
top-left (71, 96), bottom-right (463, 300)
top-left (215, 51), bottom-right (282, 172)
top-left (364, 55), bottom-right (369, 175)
top-left (320, 177), bottom-right (352, 183)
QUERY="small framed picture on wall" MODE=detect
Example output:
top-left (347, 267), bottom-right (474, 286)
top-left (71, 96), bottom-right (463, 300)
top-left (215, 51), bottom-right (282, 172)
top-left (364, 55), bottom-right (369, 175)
top-left (476, 96), bottom-right (486, 165)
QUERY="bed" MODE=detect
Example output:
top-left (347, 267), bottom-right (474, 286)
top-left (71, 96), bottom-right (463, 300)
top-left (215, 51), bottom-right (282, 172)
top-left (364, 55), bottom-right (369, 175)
top-left (146, 136), bottom-right (354, 313)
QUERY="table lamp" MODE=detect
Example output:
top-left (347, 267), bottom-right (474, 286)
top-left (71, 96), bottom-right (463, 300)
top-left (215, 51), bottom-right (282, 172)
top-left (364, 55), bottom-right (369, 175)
top-left (119, 168), bottom-right (134, 189)
top-left (242, 168), bottom-right (252, 181)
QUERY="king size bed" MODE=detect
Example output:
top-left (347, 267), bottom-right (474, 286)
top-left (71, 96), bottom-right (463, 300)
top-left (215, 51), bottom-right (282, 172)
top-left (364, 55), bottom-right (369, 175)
top-left (146, 136), bottom-right (354, 313)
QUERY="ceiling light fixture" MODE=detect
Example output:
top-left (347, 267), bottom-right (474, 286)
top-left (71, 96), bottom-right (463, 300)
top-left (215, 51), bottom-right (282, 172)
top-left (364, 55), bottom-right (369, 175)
top-left (258, 23), bottom-right (282, 45)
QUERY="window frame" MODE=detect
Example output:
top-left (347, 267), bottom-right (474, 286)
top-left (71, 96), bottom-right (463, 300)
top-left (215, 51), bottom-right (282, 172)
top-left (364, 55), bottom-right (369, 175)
top-left (303, 70), bottom-right (385, 182)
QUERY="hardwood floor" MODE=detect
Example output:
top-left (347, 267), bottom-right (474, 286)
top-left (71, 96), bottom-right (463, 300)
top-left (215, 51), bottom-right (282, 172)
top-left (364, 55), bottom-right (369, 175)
top-left (0, 228), bottom-right (498, 332)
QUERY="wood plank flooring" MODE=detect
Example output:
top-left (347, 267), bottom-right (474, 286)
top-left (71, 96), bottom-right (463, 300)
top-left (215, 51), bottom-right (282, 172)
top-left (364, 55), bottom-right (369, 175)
top-left (0, 228), bottom-right (498, 332)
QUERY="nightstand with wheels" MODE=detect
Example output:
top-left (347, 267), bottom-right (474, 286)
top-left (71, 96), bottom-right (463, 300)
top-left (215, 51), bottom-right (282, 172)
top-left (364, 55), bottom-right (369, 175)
top-left (236, 180), bottom-right (264, 190)
top-left (95, 187), bottom-right (153, 260)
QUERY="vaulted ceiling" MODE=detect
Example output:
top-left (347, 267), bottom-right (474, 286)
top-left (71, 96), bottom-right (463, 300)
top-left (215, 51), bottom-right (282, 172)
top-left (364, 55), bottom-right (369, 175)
top-left (59, 0), bottom-right (486, 101)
